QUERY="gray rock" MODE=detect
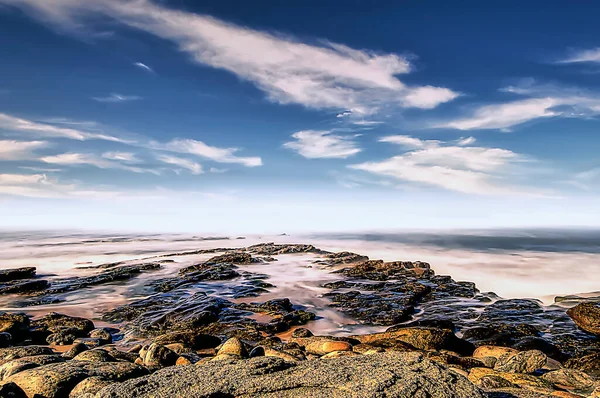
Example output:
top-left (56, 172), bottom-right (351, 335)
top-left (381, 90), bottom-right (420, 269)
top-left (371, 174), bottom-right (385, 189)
top-left (0, 355), bottom-right (64, 380)
top-left (96, 352), bottom-right (485, 397)
top-left (541, 368), bottom-right (597, 390)
top-left (0, 346), bottom-right (55, 365)
top-left (73, 349), bottom-right (116, 362)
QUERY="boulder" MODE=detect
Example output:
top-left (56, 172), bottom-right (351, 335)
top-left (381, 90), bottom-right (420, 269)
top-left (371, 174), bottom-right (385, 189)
top-left (493, 350), bottom-right (548, 374)
top-left (73, 350), bottom-right (116, 362)
top-left (0, 355), bottom-right (64, 380)
top-left (152, 331), bottom-right (221, 349)
top-left (0, 313), bottom-right (30, 339)
top-left (89, 329), bottom-right (112, 344)
top-left (0, 346), bottom-right (55, 365)
top-left (61, 343), bottom-right (88, 360)
top-left (541, 368), bottom-right (596, 391)
top-left (31, 313), bottom-right (94, 337)
top-left (567, 302), bottom-right (600, 336)
top-left (69, 376), bottom-right (113, 397)
top-left (141, 343), bottom-right (178, 368)
top-left (0, 381), bottom-right (27, 398)
top-left (0, 268), bottom-right (36, 282)
top-left (96, 352), bottom-right (485, 397)
top-left (6, 361), bottom-right (147, 398)
top-left (564, 352), bottom-right (600, 377)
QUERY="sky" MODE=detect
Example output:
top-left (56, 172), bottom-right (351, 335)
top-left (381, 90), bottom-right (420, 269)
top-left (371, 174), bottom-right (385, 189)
top-left (1, 0), bottom-right (600, 233)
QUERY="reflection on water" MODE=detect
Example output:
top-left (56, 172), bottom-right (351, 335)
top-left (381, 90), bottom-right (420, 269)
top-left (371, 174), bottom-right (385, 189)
top-left (0, 229), bottom-right (599, 334)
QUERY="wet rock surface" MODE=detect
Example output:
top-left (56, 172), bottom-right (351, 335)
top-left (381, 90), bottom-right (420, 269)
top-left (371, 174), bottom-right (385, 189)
top-left (0, 243), bottom-right (598, 397)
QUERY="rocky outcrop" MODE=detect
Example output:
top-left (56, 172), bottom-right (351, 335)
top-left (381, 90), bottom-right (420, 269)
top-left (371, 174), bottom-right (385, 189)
top-left (96, 352), bottom-right (485, 398)
top-left (0, 268), bottom-right (37, 282)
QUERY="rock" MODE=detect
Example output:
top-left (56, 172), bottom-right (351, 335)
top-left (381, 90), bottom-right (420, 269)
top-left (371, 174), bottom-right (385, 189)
top-left (352, 327), bottom-right (474, 355)
top-left (0, 382), bottom-right (27, 398)
top-left (175, 353), bottom-right (202, 365)
top-left (351, 340), bottom-right (416, 353)
top-left (96, 352), bottom-right (485, 397)
top-left (0, 332), bottom-right (12, 348)
top-left (565, 352), bottom-right (600, 377)
top-left (567, 302), bottom-right (600, 336)
top-left (468, 367), bottom-right (553, 391)
top-left (249, 346), bottom-right (301, 362)
top-left (512, 336), bottom-right (567, 361)
top-left (216, 337), bottom-right (247, 357)
top-left (0, 268), bottom-right (36, 282)
top-left (0, 313), bottom-right (29, 339)
top-left (291, 328), bottom-right (313, 338)
top-left (322, 252), bottom-right (369, 265)
top-left (0, 280), bottom-right (49, 295)
top-left (246, 243), bottom-right (325, 255)
top-left (73, 349), bottom-right (116, 362)
top-left (6, 361), bottom-right (147, 398)
top-left (89, 329), bottom-right (112, 344)
top-left (31, 313), bottom-right (94, 337)
top-left (205, 252), bottom-right (258, 265)
top-left (62, 343), bottom-right (88, 359)
top-left (478, 375), bottom-right (518, 389)
top-left (142, 343), bottom-right (178, 367)
top-left (320, 350), bottom-right (360, 359)
top-left (541, 368), bottom-right (596, 391)
top-left (493, 350), bottom-right (548, 373)
top-left (0, 355), bottom-right (64, 380)
top-left (463, 323), bottom-right (540, 347)
top-left (72, 338), bottom-right (104, 348)
top-left (0, 346), bottom-right (55, 365)
top-left (153, 331), bottom-right (221, 349)
top-left (473, 345), bottom-right (519, 359)
top-left (46, 329), bottom-right (79, 345)
top-left (291, 337), bottom-right (353, 356)
top-left (69, 376), bottom-right (113, 397)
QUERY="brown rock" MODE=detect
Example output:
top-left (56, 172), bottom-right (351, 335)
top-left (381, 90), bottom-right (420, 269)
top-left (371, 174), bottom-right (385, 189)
top-left (493, 350), bottom-right (548, 374)
top-left (567, 302), bottom-right (600, 335)
top-left (473, 345), bottom-right (519, 359)
top-left (216, 337), bottom-right (247, 358)
top-left (69, 376), bottom-right (113, 397)
top-left (541, 368), bottom-right (596, 391)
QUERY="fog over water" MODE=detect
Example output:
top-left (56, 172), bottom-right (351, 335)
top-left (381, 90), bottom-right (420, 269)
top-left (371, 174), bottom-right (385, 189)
top-left (0, 229), bottom-right (598, 332)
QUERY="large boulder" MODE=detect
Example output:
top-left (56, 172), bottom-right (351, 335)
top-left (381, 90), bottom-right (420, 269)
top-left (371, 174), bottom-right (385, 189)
top-left (96, 352), bottom-right (485, 397)
top-left (6, 361), bottom-right (147, 398)
top-left (567, 302), bottom-right (600, 336)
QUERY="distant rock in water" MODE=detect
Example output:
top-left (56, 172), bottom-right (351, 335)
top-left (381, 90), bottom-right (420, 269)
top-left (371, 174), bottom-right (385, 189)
top-left (567, 302), bottom-right (600, 335)
top-left (0, 267), bottom-right (36, 282)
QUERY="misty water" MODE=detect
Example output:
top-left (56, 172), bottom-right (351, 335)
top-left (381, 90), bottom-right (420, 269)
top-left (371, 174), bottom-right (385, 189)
top-left (0, 229), bottom-right (599, 337)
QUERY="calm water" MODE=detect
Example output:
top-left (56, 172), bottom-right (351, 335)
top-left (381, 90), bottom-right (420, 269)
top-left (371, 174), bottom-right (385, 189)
top-left (0, 229), bottom-right (599, 335)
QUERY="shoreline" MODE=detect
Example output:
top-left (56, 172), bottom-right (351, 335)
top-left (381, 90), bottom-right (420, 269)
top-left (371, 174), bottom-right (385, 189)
top-left (0, 242), bottom-right (599, 397)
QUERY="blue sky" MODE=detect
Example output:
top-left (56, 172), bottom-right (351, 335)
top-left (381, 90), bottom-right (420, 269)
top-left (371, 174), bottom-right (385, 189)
top-left (1, 0), bottom-right (600, 233)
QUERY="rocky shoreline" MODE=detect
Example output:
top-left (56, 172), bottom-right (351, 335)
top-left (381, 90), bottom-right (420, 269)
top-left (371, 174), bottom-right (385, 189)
top-left (0, 242), bottom-right (599, 397)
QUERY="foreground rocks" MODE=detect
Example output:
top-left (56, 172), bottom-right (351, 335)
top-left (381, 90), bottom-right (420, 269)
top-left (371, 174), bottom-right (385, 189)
top-left (0, 242), bottom-right (599, 397)
top-left (96, 352), bottom-right (485, 398)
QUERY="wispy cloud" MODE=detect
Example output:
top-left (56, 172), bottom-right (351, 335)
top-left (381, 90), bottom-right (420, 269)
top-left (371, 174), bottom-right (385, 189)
top-left (437, 82), bottom-right (600, 131)
top-left (0, 140), bottom-right (49, 160)
top-left (158, 138), bottom-right (262, 167)
top-left (558, 48), bottom-right (600, 64)
top-left (0, 112), bottom-right (130, 142)
top-left (156, 155), bottom-right (203, 175)
top-left (134, 61), bottom-right (154, 73)
top-left (41, 153), bottom-right (159, 174)
top-left (350, 135), bottom-right (539, 195)
top-left (0, 0), bottom-right (458, 116)
top-left (92, 93), bottom-right (142, 103)
top-left (101, 151), bottom-right (140, 163)
top-left (284, 130), bottom-right (361, 159)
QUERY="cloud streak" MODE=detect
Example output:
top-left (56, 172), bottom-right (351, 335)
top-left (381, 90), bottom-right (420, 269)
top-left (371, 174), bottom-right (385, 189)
top-left (92, 93), bottom-right (142, 103)
top-left (0, 0), bottom-right (458, 115)
top-left (158, 138), bottom-right (262, 167)
top-left (0, 140), bottom-right (49, 160)
top-left (156, 155), bottom-right (203, 174)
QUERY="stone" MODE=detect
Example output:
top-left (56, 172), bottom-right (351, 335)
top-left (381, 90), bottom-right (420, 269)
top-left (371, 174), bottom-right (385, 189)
top-left (46, 329), bottom-right (79, 345)
top-left (69, 376), bottom-right (113, 397)
top-left (153, 331), bottom-right (221, 349)
top-left (0, 268), bottom-right (36, 282)
top-left (0, 280), bottom-right (49, 295)
top-left (31, 313), bottom-right (94, 336)
top-left (468, 367), bottom-right (553, 391)
top-left (564, 352), bottom-right (600, 377)
top-left (96, 352), bottom-right (485, 398)
top-left (567, 302), bottom-right (600, 336)
top-left (0, 355), bottom-right (64, 380)
top-left (0, 346), bottom-right (55, 365)
top-left (352, 327), bottom-right (474, 355)
top-left (62, 343), bottom-right (89, 360)
top-left (541, 368), bottom-right (596, 391)
top-left (473, 345), bottom-right (519, 359)
top-left (73, 338), bottom-right (104, 348)
top-left (249, 346), bottom-right (302, 362)
top-left (216, 337), bottom-right (247, 357)
top-left (478, 375), bottom-right (518, 389)
top-left (142, 343), bottom-right (178, 367)
top-left (320, 350), bottom-right (360, 359)
top-left (6, 361), bottom-right (147, 398)
top-left (89, 328), bottom-right (112, 344)
top-left (73, 349), bottom-right (116, 362)
top-left (493, 350), bottom-right (548, 373)
top-left (0, 313), bottom-right (29, 339)
top-left (289, 336), bottom-right (353, 356)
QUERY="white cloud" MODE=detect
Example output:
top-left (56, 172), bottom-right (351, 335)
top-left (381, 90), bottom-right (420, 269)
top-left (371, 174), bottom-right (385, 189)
top-left (456, 136), bottom-right (476, 146)
top-left (0, 112), bottom-right (129, 142)
top-left (159, 138), bottom-right (262, 167)
top-left (156, 155), bottom-right (203, 174)
top-left (92, 93), bottom-right (142, 102)
top-left (379, 135), bottom-right (440, 149)
top-left (134, 62), bottom-right (154, 73)
top-left (209, 167), bottom-right (228, 173)
top-left (0, 0), bottom-right (458, 115)
top-left (283, 130), bottom-right (361, 159)
top-left (558, 48), bottom-right (600, 64)
top-left (41, 153), bottom-right (159, 174)
top-left (350, 135), bottom-right (537, 195)
top-left (0, 140), bottom-right (49, 160)
top-left (102, 151), bottom-right (140, 163)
